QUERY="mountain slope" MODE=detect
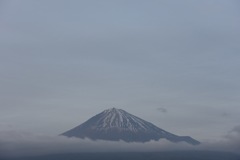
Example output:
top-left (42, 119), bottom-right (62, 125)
top-left (61, 108), bottom-right (200, 145)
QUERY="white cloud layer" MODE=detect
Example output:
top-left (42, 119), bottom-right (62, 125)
top-left (1, 125), bottom-right (240, 158)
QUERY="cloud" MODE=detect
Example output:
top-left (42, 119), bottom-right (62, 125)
top-left (157, 107), bottom-right (167, 113)
top-left (231, 125), bottom-right (240, 134)
top-left (1, 126), bottom-right (240, 158)
top-left (0, 130), bottom-right (193, 158)
top-left (198, 125), bottom-right (240, 154)
top-left (224, 125), bottom-right (240, 144)
top-left (221, 112), bottom-right (229, 117)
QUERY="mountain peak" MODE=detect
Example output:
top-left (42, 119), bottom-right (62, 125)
top-left (62, 108), bottom-right (200, 145)
top-left (104, 107), bottom-right (120, 113)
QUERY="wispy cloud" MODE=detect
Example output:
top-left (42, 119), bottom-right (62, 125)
top-left (157, 107), bottom-right (167, 113)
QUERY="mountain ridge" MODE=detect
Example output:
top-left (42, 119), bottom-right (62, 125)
top-left (61, 108), bottom-right (200, 145)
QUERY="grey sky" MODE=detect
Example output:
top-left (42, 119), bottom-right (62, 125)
top-left (0, 0), bottom-right (240, 141)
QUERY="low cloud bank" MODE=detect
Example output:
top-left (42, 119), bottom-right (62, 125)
top-left (0, 126), bottom-right (240, 158)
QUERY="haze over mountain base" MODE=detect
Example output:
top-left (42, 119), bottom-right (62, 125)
top-left (0, 129), bottom-right (240, 159)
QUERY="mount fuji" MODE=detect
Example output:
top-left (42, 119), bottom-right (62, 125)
top-left (61, 108), bottom-right (200, 145)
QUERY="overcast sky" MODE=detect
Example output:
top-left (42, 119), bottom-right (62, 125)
top-left (0, 0), bottom-right (240, 141)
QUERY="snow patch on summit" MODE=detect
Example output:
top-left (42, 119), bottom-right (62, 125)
top-left (98, 108), bottom-right (150, 132)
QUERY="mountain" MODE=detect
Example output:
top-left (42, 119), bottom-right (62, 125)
top-left (61, 108), bottom-right (200, 145)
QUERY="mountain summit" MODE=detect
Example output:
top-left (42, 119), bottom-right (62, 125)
top-left (61, 108), bottom-right (200, 145)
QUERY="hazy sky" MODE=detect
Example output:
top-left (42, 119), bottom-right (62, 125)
top-left (0, 0), bottom-right (240, 141)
